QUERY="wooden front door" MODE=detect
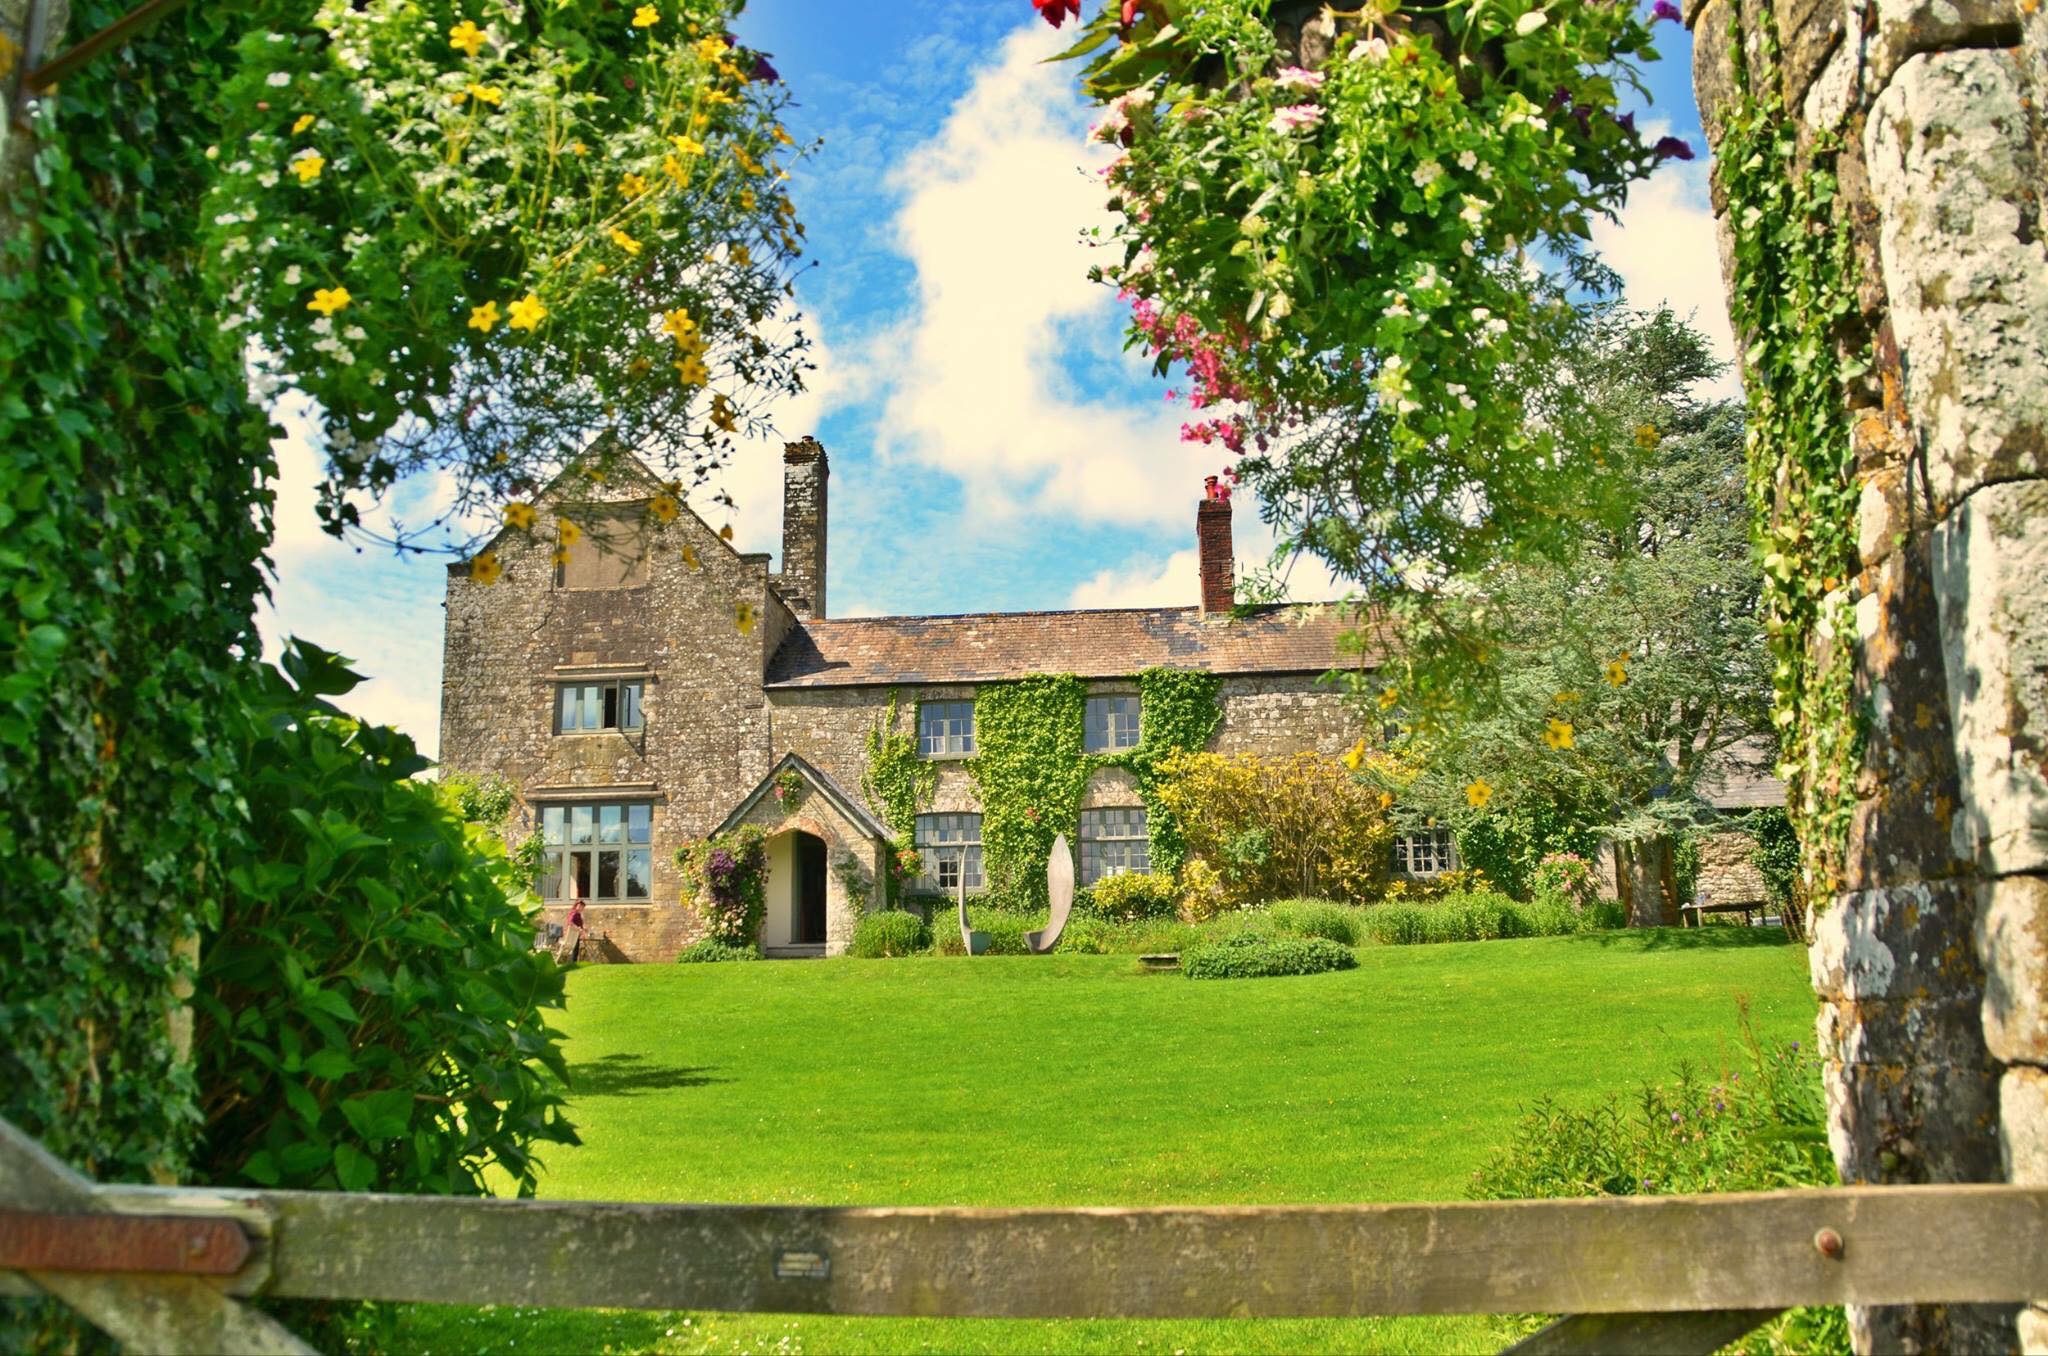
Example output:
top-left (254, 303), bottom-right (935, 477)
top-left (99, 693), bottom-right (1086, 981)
top-left (796, 833), bottom-right (828, 945)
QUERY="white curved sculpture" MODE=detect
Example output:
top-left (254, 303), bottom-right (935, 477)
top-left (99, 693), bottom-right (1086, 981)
top-left (1025, 833), bottom-right (1073, 954)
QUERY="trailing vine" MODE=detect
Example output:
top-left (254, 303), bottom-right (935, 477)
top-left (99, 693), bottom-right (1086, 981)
top-left (965, 668), bottom-right (1223, 909)
top-left (1718, 24), bottom-right (1864, 903)
top-left (860, 690), bottom-right (937, 902)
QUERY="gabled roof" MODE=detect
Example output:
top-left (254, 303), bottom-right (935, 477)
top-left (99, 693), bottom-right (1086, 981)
top-left (714, 751), bottom-right (892, 841)
top-left (764, 603), bottom-right (1375, 689)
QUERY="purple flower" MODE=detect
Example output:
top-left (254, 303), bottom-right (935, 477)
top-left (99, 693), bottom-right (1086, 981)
top-left (1548, 85), bottom-right (1572, 110)
top-left (752, 52), bottom-right (781, 83)
top-left (1653, 135), bottom-right (1695, 161)
top-left (1670, 1110), bottom-right (1682, 1122)
top-left (1617, 111), bottom-right (1637, 134)
top-left (1651, 0), bottom-right (1683, 20)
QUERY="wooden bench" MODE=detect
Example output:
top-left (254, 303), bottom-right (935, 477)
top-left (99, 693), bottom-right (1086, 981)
top-left (1680, 899), bottom-right (1771, 928)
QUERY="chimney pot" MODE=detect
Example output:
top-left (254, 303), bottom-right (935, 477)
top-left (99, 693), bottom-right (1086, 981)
top-left (1197, 494), bottom-right (1234, 614)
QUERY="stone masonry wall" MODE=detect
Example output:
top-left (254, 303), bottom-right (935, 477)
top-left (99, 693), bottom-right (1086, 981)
top-left (1690, 0), bottom-right (2048, 1346)
top-left (441, 466), bottom-right (787, 963)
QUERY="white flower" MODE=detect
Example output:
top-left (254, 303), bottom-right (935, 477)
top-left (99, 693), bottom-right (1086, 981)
top-left (266, 70), bottom-right (291, 88)
top-left (1471, 308), bottom-right (1491, 323)
top-left (1477, 162), bottom-right (1495, 182)
top-left (1529, 115), bottom-right (1549, 132)
top-left (343, 231), bottom-right (369, 252)
top-left (1447, 382), bottom-right (1468, 395)
top-left (220, 314), bottom-right (244, 333)
top-left (343, 325), bottom-right (367, 342)
top-left (1415, 265), bottom-right (1441, 291)
top-left (1350, 36), bottom-right (1390, 61)
top-left (311, 316), bottom-right (335, 336)
top-left (228, 160), bottom-right (253, 176)
top-left (1269, 103), bottom-right (1326, 135)
top-left (1515, 9), bottom-right (1548, 34)
top-left (257, 171), bottom-right (279, 187)
top-left (1463, 239), bottom-right (1478, 257)
top-left (1389, 221), bottom-right (1408, 237)
top-left (1274, 66), bottom-right (1325, 92)
top-left (1460, 196), bottom-right (1487, 226)
top-left (1385, 294), bottom-right (1411, 318)
top-left (282, 265), bottom-right (303, 285)
top-left (1411, 160), bottom-right (1443, 188)
top-left (1456, 150), bottom-right (1478, 171)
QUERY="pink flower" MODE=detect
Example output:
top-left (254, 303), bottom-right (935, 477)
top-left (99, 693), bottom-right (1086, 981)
top-left (1031, 0), bottom-right (1081, 27)
top-left (1274, 66), bottom-right (1325, 92)
top-left (1269, 103), bottom-right (1325, 134)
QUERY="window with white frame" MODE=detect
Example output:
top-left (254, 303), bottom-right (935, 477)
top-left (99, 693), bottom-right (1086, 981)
top-left (1078, 806), bottom-right (1149, 885)
top-left (918, 700), bottom-right (975, 757)
top-left (914, 813), bottom-right (983, 893)
top-left (1084, 695), bottom-right (1141, 753)
top-left (539, 802), bottom-right (653, 901)
top-left (1392, 828), bottom-right (1456, 878)
top-left (556, 680), bottom-right (643, 733)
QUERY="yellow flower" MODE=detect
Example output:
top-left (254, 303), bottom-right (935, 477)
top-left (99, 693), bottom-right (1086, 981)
top-left (448, 19), bottom-right (486, 57)
top-left (729, 243), bottom-right (751, 268)
top-left (632, 4), bottom-right (660, 26)
top-left (621, 172), bottom-right (649, 198)
top-left (504, 502), bottom-right (536, 530)
top-left (737, 189), bottom-right (755, 212)
top-left (593, 262), bottom-right (609, 275)
top-left (663, 154), bottom-right (687, 183)
top-left (292, 113), bottom-right (316, 134)
top-left (552, 546), bottom-right (572, 569)
top-left (675, 356), bottom-right (710, 385)
top-left (669, 134), bottom-right (705, 156)
top-left (569, 140), bottom-right (588, 156)
top-left (735, 149), bottom-right (761, 176)
top-left (1340, 737), bottom-right (1367, 771)
top-left (1543, 718), bottom-right (1576, 751)
top-left (736, 600), bottom-right (758, 634)
top-left (1378, 791), bottom-right (1395, 811)
top-left (705, 87), bottom-right (735, 106)
top-left (1378, 686), bottom-right (1399, 710)
top-left (661, 307), bottom-right (698, 341)
top-left (693, 34), bottom-right (726, 61)
top-left (290, 153), bottom-right (325, 185)
top-left (446, 88), bottom-right (470, 105)
top-left (467, 300), bottom-right (500, 332)
top-left (681, 543), bottom-right (702, 570)
top-left (777, 197), bottom-right (797, 218)
top-left (507, 292), bottom-right (547, 331)
top-left (691, 110), bottom-right (710, 129)
top-left (710, 393), bottom-right (738, 433)
top-left (650, 493), bottom-right (679, 524)
top-left (1634, 423), bottom-right (1661, 450)
top-left (469, 549), bottom-right (502, 585)
top-left (609, 227), bottom-right (643, 256)
top-left (673, 327), bottom-right (706, 358)
top-left (772, 124), bottom-right (795, 146)
top-left (557, 518), bottom-right (582, 546)
top-left (1553, 690), bottom-right (1580, 705)
top-left (1465, 778), bottom-right (1494, 809)
top-left (718, 523), bottom-right (734, 542)
top-left (1605, 654), bottom-right (1631, 687)
top-left (307, 286), bottom-right (351, 316)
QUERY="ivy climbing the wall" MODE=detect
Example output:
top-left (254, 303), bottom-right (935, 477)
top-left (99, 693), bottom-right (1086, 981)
top-left (966, 668), bottom-right (1223, 910)
top-left (861, 691), bottom-right (938, 902)
top-left (1718, 26), bottom-right (1864, 902)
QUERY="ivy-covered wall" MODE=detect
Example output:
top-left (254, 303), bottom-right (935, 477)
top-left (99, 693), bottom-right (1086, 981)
top-left (1691, 0), bottom-right (2048, 1346)
top-left (1, 1), bottom-right (274, 1189)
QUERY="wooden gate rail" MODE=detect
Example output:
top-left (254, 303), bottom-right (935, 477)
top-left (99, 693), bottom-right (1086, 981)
top-left (4, 1117), bottom-right (2044, 1355)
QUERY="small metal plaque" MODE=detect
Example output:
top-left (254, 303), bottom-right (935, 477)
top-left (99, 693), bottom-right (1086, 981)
top-left (773, 1249), bottom-right (830, 1281)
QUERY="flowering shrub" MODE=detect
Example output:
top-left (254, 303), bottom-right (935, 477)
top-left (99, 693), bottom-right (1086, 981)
top-left (675, 824), bottom-right (768, 945)
top-left (1077, 870), bottom-right (1180, 923)
top-left (1046, 0), bottom-right (1689, 681)
top-left (1153, 750), bottom-right (1394, 906)
top-left (1530, 851), bottom-right (1600, 912)
top-left (204, 0), bottom-right (811, 550)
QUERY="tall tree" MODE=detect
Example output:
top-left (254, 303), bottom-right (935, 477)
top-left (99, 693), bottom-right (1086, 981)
top-left (1380, 310), bottom-right (1774, 925)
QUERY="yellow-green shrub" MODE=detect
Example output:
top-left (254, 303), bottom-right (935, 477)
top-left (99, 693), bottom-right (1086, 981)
top-left (1153, 751), bottom-right (1393, 909)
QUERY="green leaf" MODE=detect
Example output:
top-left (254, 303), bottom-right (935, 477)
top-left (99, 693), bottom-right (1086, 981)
top-left (332, 1141), bottom-right (377, 1191)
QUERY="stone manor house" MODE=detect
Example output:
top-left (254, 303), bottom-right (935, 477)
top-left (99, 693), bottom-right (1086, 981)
top-left (439, 440), bottom-right (1778, 960)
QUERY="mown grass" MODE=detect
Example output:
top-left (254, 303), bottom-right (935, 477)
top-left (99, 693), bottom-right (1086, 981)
top-left (374, 928), bottom-right (1811, 1355)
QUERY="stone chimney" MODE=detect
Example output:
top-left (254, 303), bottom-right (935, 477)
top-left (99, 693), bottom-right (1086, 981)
top-left (779, 437), bottom-right (828, 618)
top-left (1197, 479), bottom-right (1233, 614)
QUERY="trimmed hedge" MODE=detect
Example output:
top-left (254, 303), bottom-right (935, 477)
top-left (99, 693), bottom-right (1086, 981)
top-left (1267, 898), bottom-right (1366, 945)
top-left (1077, 871), bottom-right (1180, 923)
top-left (850, 910), bottom-right (930, 958)
top-left (675, 939), bottom-right (759, 964)
top-left (1181, 932), bottom-right (1359, 980)
top-left (1361, 891), bottom-right (1623, 945)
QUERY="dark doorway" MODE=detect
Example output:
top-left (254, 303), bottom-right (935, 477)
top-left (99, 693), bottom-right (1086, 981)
top-left (795, 833), bottom-right (828, 945)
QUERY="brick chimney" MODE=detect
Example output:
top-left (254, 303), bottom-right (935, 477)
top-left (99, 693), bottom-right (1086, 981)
top-left (1197, 480), bottom-right (1233, 614)
top-left (780, 437), bottom-right (828, 618)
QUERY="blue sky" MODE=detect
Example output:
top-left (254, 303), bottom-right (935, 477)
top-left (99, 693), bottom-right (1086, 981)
top-left (261, 0), bottom-right (1728, 757)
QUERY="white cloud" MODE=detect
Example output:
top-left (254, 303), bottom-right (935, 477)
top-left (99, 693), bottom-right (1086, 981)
top-left (1594, 161), bottom-right (1740, 395)
top-left (1068, 505), bottom-right (1351, 609)
top-left (873, 23), bottom-right (1216, 528)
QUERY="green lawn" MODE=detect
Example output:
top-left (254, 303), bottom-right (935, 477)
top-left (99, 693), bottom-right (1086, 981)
top-left (379, 929), bottom-right (1813, 1355)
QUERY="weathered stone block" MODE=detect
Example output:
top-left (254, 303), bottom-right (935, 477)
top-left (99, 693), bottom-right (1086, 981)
top-left (1800, 0), bottom-right (1864, 133)
top-left (1691, 0), bottom-right (1745, 154)
top-left (1867, 50), bottom-right (2048, 515)
top-left (1933, 480), bottom-right (2048, 877)
top-left (2020, 1301), bottom-right (2048, 1355)
top-left (1821, 1048), bottom-right (2003, 1182)
top-left (1843, 546), bottom-right (1973, 891)
top-left (1781, 0), bottom-right (1848, 112)
top-left (1868, 0), bottom-right (2024, 87)
top-left (2006, 1064), bottom-right (2048, 1184)
top-left (1810, 877), bottom-right (1988, 1002)
top-left (1978, 873), bottom-right (2048, 1065)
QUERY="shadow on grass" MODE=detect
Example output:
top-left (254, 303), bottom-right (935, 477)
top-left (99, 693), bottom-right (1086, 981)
top-left (1569, 925), bottom-right (1796, 951)
top-left (571, 1054), bottom-right (730, 1098)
